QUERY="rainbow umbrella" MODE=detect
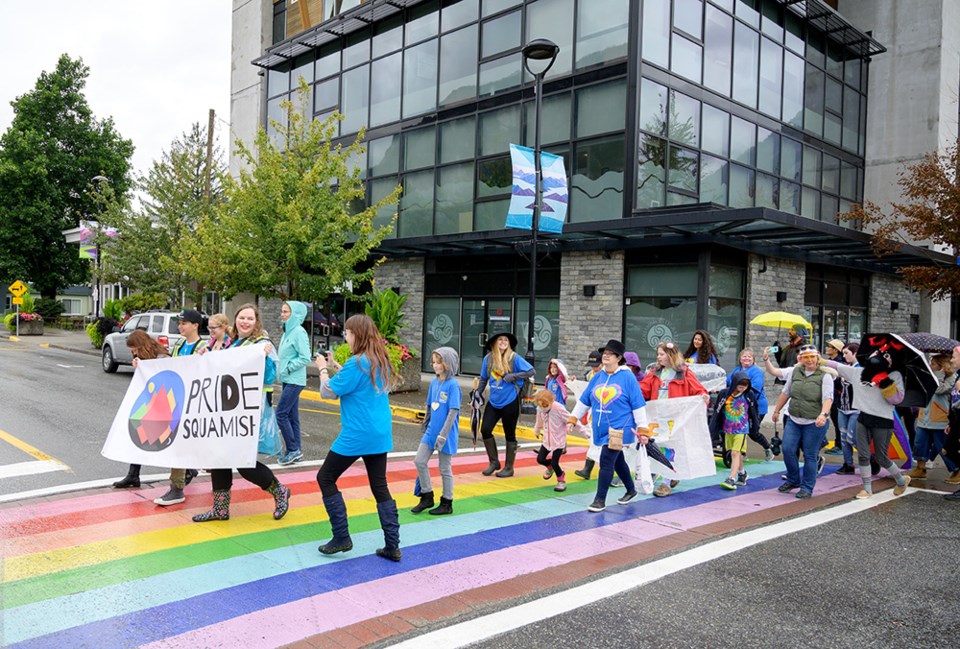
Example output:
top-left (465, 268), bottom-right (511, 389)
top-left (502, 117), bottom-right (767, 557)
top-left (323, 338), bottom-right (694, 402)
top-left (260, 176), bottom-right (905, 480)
top-left (890, 410), bottom-right (914, 470)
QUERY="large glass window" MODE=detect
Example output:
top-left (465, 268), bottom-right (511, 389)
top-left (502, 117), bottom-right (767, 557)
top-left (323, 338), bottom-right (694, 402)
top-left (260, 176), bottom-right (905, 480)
top-left (369, 135), bottom-right (400, 176)
top-left (422, 298), bottom-right (462, 372)
top-left (782, 51), bottom-right (804, 127)
top-left (404, 126), bottom-right (436, 170)
top-left (572, 134), bottom-right (625, 222)
top-left (668, 145), bottom-right (699, 195)
top-left (729, 164), bottom-right (754, 208)
top-left (523, 92), bottom-right (571, 146)
top-left (343, 32), bottom-right (371, 69)
top-left (443, 0), bottom-right (478, 31)
top-left (440, 115), bottom-right (476, 164)
top-left (700, 155), bottom-right (728, 204)
top-left (435, 162), bottom-right (475, 235)
top-left (370, 177), bottom-right (399, 236)
top-left (479, 104), bottom-right (520, 156)
top-left (315, 78), bottom-right (338, 113)
top-left (406, 1), bottom-right (440, 46)
top-left (399, 169), bottom-right (435, 237)
top-left (482, 0), bottom-right (521, 17)
top-left (701, 104), bottom-right (729, 157)
top-left (316, 47), bottom-right (340, 80)
top-left (781, 137), bottom-right (801, 182)
top-left (576, 80), bottom-right (626, 138)
top-left (403, 39), bottom-right (439, 118)
top-left (637, 134), bottom-right (667, 209)
top-left (669, 91), bottom-right (700, 147)
top-left (373, 16), bottom-right (404, 58)
top-left (758, 37), bottom-right (782, 118)
top-left (704, 5), bottom-right (732, 96)
top-left (802, 145), bottom-right (821, 187)
top-left (708, 265), bottom-right (745, 367)
top-left (842, 85), bottom-right (860, 152)
top-left (756, 172), bottom-right (778, 208)
top-left (479, 52), bottom-right (522, 97)
top-left (804, 64), bottom-right (824, 136)
top-left (439, 26), bottom-right (478, 106)
top-left (624, 265), bottom-right (698, 361)
top-left (675, 0), bottom-right (703, 38)
top-left (730, 116), bottom-right (755, 166)
top-left (576, 0), bottom-right (629, 69)
top-left (732, 22), bottom-right (759, 107)
top-left (482, 10), bottom-right (520, 58)
top-left (474, 198), bottom-right (509, 230)
top-left (370, 52), bottom-right (402, 127)
top-left (821, 153), bottom-right (840, 193)
top-left (642, 0), bottom-right (670, 68)
top-left (671, 34), bottom-right (703, 84)
top-left (639, 78), bottom-right (668, 136)
top-left (340, 64), bottom-right (369, 134)
top-left (477, 156), bottom-right (511, 197)
top-left (756, 127), bottom-right (778, 174)
top-left (526, 0), bottom-right (573, 79)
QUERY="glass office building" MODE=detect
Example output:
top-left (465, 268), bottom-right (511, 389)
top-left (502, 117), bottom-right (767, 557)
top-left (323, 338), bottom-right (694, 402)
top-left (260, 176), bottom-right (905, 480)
top-left (253, 0), bottom-right (949, 372)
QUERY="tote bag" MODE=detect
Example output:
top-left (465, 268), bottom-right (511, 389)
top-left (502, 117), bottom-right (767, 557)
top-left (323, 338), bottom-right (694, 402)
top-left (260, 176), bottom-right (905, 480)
top-left (258, 393), bottom-right (285, 457)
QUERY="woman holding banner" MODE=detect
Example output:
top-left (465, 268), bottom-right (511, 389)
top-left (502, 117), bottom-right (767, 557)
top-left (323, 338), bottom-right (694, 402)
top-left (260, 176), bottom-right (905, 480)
top-left (192, 304), bottom-right (292, 522)
top-left (313, 314), bottom-right (402, 561)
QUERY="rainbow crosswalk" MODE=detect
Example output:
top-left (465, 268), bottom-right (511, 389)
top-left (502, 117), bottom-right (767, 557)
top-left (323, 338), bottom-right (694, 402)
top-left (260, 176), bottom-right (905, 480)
top-left (0, 449), bottom-right (864, 648)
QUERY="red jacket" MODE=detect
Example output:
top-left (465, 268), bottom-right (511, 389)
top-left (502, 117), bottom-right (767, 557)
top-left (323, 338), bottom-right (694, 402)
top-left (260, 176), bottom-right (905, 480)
top-left (640, 367), bottom-right (708, 401)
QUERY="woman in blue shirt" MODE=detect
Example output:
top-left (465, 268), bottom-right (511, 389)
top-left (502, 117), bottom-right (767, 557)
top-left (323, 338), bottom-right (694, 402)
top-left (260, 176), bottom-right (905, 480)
top-left (477, 332), bottom-right (535, 478)
top-left (313, 314), bottom-right (402, 561)
top-left (684, 329), bottom-right (719, 365)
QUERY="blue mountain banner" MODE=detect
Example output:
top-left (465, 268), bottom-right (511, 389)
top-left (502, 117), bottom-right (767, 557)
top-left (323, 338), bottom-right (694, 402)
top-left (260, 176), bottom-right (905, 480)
top-left (506, 144), bottom-right (536, 230)
top-left (539, 151), bottom-right (567, 233)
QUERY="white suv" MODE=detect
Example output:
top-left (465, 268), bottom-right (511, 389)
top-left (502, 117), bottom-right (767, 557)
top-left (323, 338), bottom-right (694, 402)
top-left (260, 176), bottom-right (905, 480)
top-left (101, 311), bottom-right (209, 373)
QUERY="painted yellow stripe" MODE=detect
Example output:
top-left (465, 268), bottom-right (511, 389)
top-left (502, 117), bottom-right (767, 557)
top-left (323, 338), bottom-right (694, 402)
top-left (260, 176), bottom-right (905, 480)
top-left (0, 429), bottom-right (64, 463)
top-left (3, 471), bottom-right (566, 582)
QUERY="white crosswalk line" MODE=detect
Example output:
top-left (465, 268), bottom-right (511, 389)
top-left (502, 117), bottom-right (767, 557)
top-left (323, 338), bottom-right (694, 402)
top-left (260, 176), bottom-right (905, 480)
top-left (0, 460), bottom-right (70, 480)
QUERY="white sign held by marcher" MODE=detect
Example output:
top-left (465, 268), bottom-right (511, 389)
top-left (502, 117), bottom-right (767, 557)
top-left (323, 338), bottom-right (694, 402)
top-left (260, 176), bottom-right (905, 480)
top-left (102, 346), bottom-right (265, 469)
top-left (643, 395), bottom-right (716, 480)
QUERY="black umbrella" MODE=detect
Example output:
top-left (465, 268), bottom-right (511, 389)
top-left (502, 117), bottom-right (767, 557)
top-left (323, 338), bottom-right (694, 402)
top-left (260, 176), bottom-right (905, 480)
top-left (469, 378), bottom-right (484, 450)
top-left (644, 439), bottom-right (675, 471)
top-left (857, 333), bottom-right (938, 408)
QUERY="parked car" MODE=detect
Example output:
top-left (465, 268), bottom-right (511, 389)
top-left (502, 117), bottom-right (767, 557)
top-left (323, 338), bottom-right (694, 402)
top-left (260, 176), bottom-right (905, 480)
top-left (101, 311), bottom-right (209, 373)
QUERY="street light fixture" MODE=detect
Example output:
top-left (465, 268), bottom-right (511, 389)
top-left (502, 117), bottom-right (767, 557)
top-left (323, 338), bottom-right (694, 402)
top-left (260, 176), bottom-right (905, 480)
top-left (521, 38), bottom-right (559, 368)
top-left (90, 175), bottom-right (110, 318)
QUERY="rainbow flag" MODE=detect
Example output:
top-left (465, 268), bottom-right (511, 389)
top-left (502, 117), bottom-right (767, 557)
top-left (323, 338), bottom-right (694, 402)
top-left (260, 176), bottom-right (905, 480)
top-left (890, 409), bottom-right (914, 470)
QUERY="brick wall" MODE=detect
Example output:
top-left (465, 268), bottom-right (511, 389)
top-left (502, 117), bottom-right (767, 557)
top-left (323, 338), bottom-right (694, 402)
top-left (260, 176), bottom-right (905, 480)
top-left (558, 250), bottom-right (625, 368)
top-left (869, 273), bottom-right (920, 332)
top-left (374, 257), bottom-right (425, 352)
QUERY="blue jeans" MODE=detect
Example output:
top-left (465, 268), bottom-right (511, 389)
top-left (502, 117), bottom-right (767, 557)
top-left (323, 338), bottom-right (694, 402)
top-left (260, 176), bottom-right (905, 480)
top-left (595, 445), bottom-right (635, 503)
top-left (838, 411), bottom-right (859, 466)
top-left (782, 418), bottom-right (827, 494)
top-left (915, 426), bottom-right (959, 471)
top-left (276, 383), bottom-right (304, 453)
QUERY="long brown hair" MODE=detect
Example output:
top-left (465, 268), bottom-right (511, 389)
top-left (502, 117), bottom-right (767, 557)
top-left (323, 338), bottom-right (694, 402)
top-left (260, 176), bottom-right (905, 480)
top-left (126, 329), bottom-right (168, 360)
top-left (345, 314), bottom-right (398, 393)
top-left (684, 329), bottom-right (718, 364)
top-left (230, 302), bottom-right (266, 341)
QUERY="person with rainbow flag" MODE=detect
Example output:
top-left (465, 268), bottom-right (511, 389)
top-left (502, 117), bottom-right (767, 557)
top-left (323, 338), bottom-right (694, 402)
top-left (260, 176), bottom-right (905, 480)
top-left (823, 345), bottom-right (911, 499)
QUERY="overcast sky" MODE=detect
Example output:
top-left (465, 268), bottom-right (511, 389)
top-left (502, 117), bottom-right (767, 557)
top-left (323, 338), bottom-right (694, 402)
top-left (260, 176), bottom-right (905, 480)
top-left (0, 1), bottom-right (232, 179)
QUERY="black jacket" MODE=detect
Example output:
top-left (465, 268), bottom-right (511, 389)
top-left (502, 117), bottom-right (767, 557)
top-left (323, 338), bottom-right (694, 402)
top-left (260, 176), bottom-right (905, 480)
top-left (709, 370), bottom-right (761, 440)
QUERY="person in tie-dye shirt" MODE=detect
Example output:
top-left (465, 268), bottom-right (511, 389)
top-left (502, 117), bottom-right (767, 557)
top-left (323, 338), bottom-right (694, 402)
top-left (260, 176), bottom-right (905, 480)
top-left (710, 371), bottom-right (760, 490)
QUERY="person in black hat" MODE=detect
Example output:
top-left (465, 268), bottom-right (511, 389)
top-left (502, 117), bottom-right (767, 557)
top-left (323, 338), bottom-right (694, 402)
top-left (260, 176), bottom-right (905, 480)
top-left (476, 332), bottom-right (535, 477)
top-left (568, 340), bottom-right (652, 512)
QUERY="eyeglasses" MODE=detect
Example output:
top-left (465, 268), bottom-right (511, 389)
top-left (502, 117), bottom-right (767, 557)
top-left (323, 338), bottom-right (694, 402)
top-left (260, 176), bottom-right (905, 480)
top-left (209, 325), bottom-right (222, 331)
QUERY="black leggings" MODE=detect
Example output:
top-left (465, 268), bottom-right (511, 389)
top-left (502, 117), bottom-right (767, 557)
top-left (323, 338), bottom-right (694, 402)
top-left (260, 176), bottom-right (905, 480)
top-left (210, 461), bottom-right (276, 491)
top-left (480, 398), bottom-right (520, 443)
top-left (317, 450), bottom-right (392, 503)
top-left (537, 446), bottom-right (563, 474)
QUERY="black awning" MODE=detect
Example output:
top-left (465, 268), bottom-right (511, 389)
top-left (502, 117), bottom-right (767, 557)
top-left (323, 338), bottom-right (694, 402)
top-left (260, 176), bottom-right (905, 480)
top-left (373, 206), bottom-right (952, 275)
top-left (776, 0), bottom-right (885, 57)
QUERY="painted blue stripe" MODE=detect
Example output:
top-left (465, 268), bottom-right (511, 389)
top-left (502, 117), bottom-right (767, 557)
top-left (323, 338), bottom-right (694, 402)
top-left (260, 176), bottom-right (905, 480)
top-left (10, 465), bottom-right (823, 649)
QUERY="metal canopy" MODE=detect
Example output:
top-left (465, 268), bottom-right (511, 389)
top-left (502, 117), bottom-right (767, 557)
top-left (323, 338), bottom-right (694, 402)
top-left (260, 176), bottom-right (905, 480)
top-left (373, 206), bottom-right (951, 275)
top-left (776, 0), bottom-right (886, 57)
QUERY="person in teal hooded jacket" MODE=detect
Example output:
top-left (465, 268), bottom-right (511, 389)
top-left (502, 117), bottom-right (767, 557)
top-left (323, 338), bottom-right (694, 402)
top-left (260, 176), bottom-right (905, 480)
top-left (277, 300), bottom-right (312, 465)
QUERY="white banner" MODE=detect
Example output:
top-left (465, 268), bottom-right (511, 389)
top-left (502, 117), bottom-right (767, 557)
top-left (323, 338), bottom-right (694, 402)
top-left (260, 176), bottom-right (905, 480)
top-left (643, 395), bottom-right (716, 480)
top-left (101, 346), bottom-right (265, 469)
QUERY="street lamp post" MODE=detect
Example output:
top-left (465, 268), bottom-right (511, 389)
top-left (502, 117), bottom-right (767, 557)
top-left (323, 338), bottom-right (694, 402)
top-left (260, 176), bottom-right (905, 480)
top-left (521, 38), bottom-right (559, 367)
top-left (90, 175), bottom-right (109, 318)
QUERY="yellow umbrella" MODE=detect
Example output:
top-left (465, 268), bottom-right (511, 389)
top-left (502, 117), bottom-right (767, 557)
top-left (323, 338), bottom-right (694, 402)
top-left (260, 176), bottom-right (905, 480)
top-left (749, 311), bottom-right (811, 330)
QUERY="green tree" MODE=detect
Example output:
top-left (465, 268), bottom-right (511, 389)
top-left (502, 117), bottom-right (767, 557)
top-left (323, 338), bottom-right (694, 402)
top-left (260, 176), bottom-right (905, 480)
top-left (844, 142), bottom-right (960, 300)
top-left (0, 54), bottom-right (133, 297)
top-left (188, 81), bottom-right (400, 301)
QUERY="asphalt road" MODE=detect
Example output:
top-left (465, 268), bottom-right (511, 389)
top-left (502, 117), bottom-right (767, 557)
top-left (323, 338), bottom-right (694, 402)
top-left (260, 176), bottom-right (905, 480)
top-left (0, 339), bottom-right (431, 498)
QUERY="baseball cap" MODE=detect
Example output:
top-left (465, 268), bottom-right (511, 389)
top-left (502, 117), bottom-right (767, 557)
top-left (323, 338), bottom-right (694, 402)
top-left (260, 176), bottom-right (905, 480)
top-left (585, 351), bottom-right (601, 367)
top-left (178, 309), bottom-right (203, 325)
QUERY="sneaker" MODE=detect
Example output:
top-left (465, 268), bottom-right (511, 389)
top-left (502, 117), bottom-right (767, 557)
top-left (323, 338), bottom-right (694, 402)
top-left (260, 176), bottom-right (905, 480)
top-left (720, 477), bottom-right (737, 491)
top-left (855, 489), bottom-right (872, 500)
top-left (836, 464), bottom-right (855, 475)
top-left (154, 487), bottom-right (185, 506)
top-left (944, 489), bottom-right (960, 501)
top-left (777, 483), bottom-right (799, 493)
top-left (826, 446), bottom-right (844, 455)
top-left (945, 470), bottom-right (960, 485)
top-left (611, 476), bottom-right (623, 488)
top-left (795, 490), bottom-right (812, 499)
top-left (764, 448), bottom-right (774, 462)
top-left (542, 468), bottom-right (554, 480)
top-left (653, 483), bottom-right (672, 497)
top-left (554, 477), bottom-right (567, 492)
top-left (617, 490), bottom-right (638, 504)
top-left (817, 455), bottom-right (825, 475)
top-left (892, 475), bottom-right (911, 496)
top-left (278, 450), bottom-right (303, 466)
top-left (587, 498), bottom-right (606, 512)
top-left (669, 479), bottom-right (680, 488)
top-left (736, 471), bottom-right (748, 486)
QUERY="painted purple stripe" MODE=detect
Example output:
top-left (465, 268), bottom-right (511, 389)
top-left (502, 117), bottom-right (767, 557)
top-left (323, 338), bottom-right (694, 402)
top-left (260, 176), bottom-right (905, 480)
top-left (5, 469), bottom-right (817, 649)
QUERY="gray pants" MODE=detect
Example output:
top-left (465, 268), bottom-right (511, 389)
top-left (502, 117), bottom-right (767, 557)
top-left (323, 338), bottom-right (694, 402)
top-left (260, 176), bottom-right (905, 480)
top-left (856, 421), bottom-right (895, 470)
top-left (414, 442), bottom-right (454, 500)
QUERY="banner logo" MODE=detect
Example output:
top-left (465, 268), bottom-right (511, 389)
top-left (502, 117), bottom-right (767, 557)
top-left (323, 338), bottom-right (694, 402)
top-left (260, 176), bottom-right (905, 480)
top-left (128, 371), bottom-right (185, 451)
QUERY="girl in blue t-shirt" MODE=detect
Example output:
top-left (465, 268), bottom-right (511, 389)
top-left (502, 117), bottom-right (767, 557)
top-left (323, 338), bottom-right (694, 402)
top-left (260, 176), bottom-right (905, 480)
top-left (477, 332), bottom-right (535, 478)
top-left (684, 329), bottom-right (719, 365)
top-left (313, 314), bottom-right (402, 562)
top-left (411, 347), bottom-right (461, 516)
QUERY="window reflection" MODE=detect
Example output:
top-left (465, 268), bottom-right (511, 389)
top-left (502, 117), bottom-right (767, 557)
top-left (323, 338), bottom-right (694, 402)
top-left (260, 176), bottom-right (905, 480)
top-left (572, 135), bottom-right (625, 222)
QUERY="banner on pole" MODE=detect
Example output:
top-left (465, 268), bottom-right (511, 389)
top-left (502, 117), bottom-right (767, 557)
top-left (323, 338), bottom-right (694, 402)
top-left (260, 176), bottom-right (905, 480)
top-left (101, 346), bottom-right (265, 469)
top-left (505, 144), bottom-right (568, 233)
top-left (642, 395), bottom-right (716, 480)
top-left (79, 220), bottom-right (118, 259)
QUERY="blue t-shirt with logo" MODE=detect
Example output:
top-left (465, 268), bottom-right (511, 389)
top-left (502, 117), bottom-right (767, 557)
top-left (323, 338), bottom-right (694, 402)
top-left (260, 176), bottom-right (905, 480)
top-left (481, 354), bottom-right (534, 409)
top-left (421, 376), bottom-right (461, 454)
top-left (578, 368), bottom-right (646, 447)
top-left (329, 354), bottom-right (393, 456)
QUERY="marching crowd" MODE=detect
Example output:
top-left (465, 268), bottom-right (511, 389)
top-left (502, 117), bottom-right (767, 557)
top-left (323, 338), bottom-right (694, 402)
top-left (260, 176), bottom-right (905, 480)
top-left (111, 308), bottom-right (960, 563)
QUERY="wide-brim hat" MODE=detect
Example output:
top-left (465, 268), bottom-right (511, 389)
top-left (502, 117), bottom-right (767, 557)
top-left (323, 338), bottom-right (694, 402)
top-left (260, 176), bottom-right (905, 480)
top-left (486, 331), bottom-right (518, 351)
top-left (598, 339), bottom-right (627, 364)
top-left (826, 339), bottom-right (845, 354)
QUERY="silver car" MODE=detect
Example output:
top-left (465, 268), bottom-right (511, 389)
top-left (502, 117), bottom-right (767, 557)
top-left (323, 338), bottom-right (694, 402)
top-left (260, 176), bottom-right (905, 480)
top-left (101, 311), bottom-right (209, 373)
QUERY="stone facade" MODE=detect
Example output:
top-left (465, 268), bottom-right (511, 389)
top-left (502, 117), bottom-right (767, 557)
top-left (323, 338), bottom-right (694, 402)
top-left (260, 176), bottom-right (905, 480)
top-left (869, 274), bottom-right (920, 333)
top-left (374, 257), bottom-right (425, 353)
top-left (744, 255), bottom-right (806, 356)
top-left (558, 250), bottom-right (625, 368)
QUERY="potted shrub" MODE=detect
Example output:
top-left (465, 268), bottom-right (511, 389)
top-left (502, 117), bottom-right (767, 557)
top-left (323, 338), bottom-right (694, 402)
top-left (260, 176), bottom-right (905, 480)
top-left (365, 288), bottom-right (420, 393)
top-left (4, 294), bottom-right (44, 335)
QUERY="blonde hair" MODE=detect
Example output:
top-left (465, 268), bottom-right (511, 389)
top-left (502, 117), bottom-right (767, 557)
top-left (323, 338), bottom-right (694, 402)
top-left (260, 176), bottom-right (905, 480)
top-left (738, 348), bottom-right (755, 364)
top-left (489, 335), bottom-right (516, 376)
top-left (657, 342), bottom-right (685, 371)
top-left (932, 354), bottom-right (953, 374)
top-left (431, 351), bottom-right (450, 379)
top-left (209, 313), bottom-right (229, 329)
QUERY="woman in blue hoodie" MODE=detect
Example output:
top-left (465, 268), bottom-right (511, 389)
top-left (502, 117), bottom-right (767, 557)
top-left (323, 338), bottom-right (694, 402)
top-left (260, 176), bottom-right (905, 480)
top-left (277, 300), bottom-right (312, 465)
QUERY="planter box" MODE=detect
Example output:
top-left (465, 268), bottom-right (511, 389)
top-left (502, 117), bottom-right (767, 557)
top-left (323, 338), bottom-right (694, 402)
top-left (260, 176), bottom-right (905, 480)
top-left (18, 320), bottom-right (44, 335)
top-left (394, 357), bottom-right (422, 393)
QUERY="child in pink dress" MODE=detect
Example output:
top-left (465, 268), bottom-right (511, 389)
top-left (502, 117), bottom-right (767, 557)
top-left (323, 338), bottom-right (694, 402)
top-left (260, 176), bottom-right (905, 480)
top-left (534, 389), bottom-right (588, 491)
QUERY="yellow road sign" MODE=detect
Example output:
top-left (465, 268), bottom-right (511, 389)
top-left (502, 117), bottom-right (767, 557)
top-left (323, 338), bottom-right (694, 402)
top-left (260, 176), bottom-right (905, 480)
top-left (8, 280), bottom-right (27, 297)
top-left (12, 297), bottom-right (23, 305)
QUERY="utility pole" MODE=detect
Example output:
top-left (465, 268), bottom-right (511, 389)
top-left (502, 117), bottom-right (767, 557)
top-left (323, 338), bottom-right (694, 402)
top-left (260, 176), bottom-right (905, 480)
top-left (204, 109), bottom-right (215, 202)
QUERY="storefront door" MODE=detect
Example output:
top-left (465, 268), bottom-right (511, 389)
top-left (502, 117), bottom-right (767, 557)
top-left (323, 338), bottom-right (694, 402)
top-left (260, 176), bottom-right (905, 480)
top-left (460, 299), bottom-right (513, 375)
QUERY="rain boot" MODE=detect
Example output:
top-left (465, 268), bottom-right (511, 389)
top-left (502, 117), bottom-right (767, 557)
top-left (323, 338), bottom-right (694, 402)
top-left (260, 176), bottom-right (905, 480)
top-left (575, 458), bottom-right (595, 480)
top-left (906, 460), bottom-right (927, 480)
top-left (192, 490), bottom-right (230, 522)
top-left (375, 499), bottom-right (402, 562)
top-left (318, 493), bottom-right (353, 554)
top-left (482, 437), bottom-right (501, 476)
top-left (428, 496), bottom-right (453, 516)
top-left (410, 491), bottom-right (435, 514)
top-left (496, 441), bottom-right (518, 478)
top-left (113, 464), bottom-right (141, 489)
top-left (267, 479), bottom-right (291, 520)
